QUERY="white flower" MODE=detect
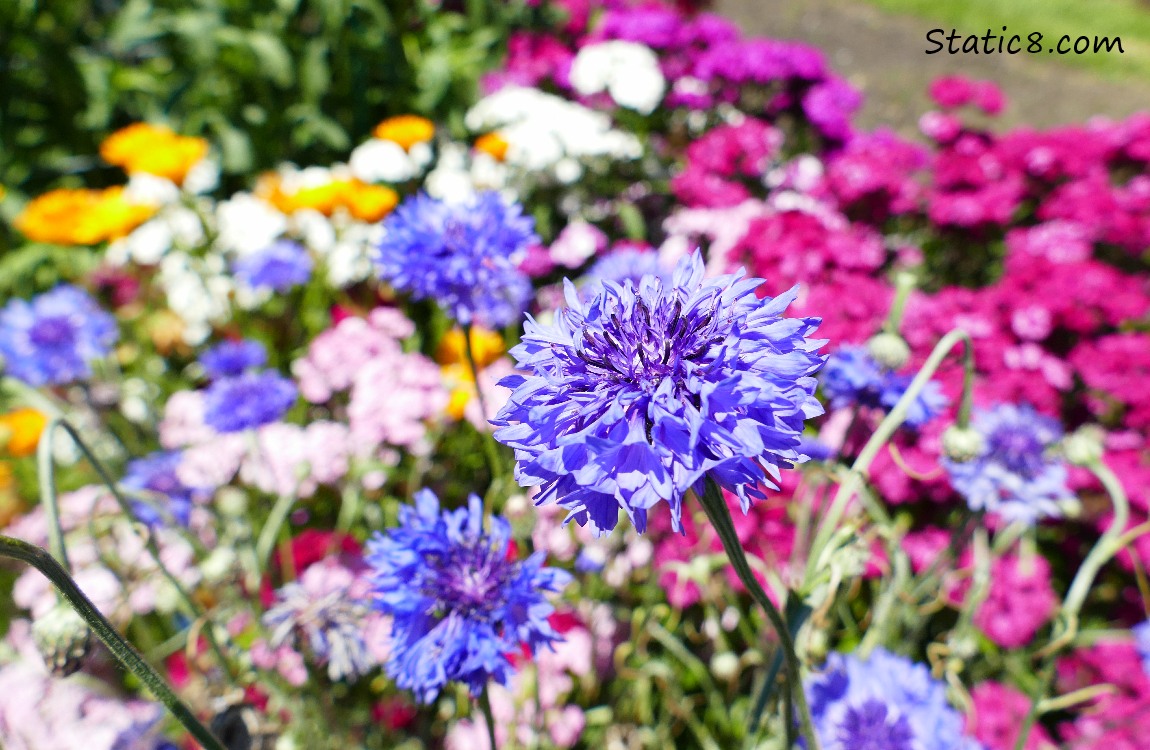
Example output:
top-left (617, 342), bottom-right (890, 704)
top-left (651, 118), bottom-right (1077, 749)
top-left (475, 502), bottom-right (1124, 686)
top-left (124, 173), bottom-right (180, 206)
top-left (215, 193), bottom-right (287, 255)
top-left (349, 138), bottom-right (419, 183)
top-left (465, 86), bottom-right (642, 173)
top-left (570, 41), bottom-right (666, 115)
top-left (106, 205), bottom-right (206, 266)
top-left (158, 251), bottom-right (234, 344)
top-left (183, 158), bottom-right (220, 194)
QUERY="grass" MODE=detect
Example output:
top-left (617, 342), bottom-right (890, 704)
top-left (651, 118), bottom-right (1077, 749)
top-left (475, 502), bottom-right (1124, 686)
top-left (864, 0), bottom-right (1150, 80)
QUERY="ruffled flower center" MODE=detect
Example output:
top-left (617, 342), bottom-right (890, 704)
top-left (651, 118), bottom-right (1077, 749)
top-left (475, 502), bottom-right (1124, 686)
top-left (837, 700), bottom-right (915, 750)
top-left (987, 424), bottom-right (1046, 479)
top-left (576, 290), bottom-right (722, 395)
top-left (29, 316), bottom-right (76, 348)
top-left (430, 542), bottom-right (515, 615)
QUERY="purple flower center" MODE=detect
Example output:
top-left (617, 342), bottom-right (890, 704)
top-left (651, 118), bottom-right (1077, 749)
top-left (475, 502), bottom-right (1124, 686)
top-left (577, 291), bottom-right (722, 395)
top-left (837, 700), bottom-right (915, 750)
top-left (429, 542), bottom-right (515, 615)
top-left (987, 423), bottom-right (1047, 478)
top-left (29, 316), bottom-right (75, 347)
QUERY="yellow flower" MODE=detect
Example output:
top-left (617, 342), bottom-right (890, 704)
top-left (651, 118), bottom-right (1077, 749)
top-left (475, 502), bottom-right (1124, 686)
top-left (14, 187), bottom-right (155, 245)
top-left (100, 123), bottom-right (209, 185)
top-left (435, 326), bottom-right (506, 369)
top-left (0, 408), bottom-right (48, 458)
top-left (258, 174), bottom-right (398, 222)
top-left (440, 363), bottom-right (475, 421)
top-left (343, 181), bottom-right (399, 222)
top-left (474, 132), bottom-right (509, 162)
top-left (372, 115), bottom-right (435, 150)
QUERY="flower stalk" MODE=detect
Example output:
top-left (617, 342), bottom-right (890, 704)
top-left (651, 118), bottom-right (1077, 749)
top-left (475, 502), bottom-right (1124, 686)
top-left (0, 535), bottom-right (226, 750)
top-left (698, 478), bottom-right (820, 750)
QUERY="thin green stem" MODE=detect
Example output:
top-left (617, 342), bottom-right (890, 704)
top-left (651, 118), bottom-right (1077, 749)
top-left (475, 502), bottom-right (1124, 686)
top-left (1013, 460), bottom-right (1133, 750)
top-left (882, 271), bottom-right (916, 334)
top-left (37, 417), bottom-right (236, 681)
top-left (802, 329), bottom-right (973, 595)
top-left (0, 535), bottom-right (226, 750)
top-left (698, 479), bottom-right (819, 750)
top-left (480, 684), bottom-right (499, 750)
top-left (461, 324), bottom-right (504, 484)
top-left (256, 493), bottom-right (298, 572)
top-left (36, 420), bottom-right (69, 569)
top-left (747, 596), bottom-right (810, 739)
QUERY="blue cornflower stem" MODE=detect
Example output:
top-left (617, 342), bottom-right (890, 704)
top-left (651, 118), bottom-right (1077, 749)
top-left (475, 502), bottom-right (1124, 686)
top-left (801, 328), bottom-right (974, 596)
top-left (0, 535), bottom-right (227, 750)
top-left (698, 478), bottom-right (820, 750)
top-left (35, 417), bottom-right (236, 682)
top-left (480, 685), bottom-right (499, 750)
top-left (746, 595), bottom-right (811, 741)
top-left (462, 323), bottom-right (503, 481)
top-left (257, 492), bottom-right (298, 572)
top-left (1013, 459), bottom-right (1133, 750)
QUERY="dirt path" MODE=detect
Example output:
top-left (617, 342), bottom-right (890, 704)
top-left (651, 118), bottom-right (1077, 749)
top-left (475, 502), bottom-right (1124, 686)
top-left (716, 0), bottom-right (1150, 133)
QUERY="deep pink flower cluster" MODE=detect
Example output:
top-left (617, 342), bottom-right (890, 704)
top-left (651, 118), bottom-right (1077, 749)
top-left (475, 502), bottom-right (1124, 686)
top-left (1057, 640), bottom-right (1150, 748)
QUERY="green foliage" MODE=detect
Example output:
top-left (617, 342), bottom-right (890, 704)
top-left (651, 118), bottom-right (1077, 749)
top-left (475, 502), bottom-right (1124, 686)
top-left (0, 0), bottom-right (542, 208)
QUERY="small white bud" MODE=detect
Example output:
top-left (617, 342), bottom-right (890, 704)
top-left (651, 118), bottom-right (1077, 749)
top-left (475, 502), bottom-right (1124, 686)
top-left (867, 331), bottom-right (911, 370)
top-left (1062, 425), bottom-right (1105, 467)
top-left (710, 652), bottom-right (740, 682)
top-left (942, 424), bottom-right (985, 463)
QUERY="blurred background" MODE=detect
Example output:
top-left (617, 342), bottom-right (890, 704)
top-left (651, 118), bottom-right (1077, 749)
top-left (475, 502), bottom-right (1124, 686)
top-left (4, 0), bottom-right (1150, 231)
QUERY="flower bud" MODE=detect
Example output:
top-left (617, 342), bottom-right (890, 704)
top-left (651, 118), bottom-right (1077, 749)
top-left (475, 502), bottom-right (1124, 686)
top-left (32, 602), bottom-right (91, 676)
top-left (1062, 425), bottom-right (1105, 467)
top-left (867, 331), bottom-right (911, 371)
top-left (710, 652), bottom-right (740, 682)
top-left (942, 424), bottom-right (984, 463)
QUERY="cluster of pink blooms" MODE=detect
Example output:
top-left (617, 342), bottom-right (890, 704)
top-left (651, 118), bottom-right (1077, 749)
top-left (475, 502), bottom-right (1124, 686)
top-left (293, 307), bottom-right (448, 452)
top-left (8, 486), bottom-right (202, 622)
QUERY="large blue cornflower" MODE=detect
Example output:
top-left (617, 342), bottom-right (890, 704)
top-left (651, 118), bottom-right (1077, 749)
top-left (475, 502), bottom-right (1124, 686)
top-left (122, 451), bottom-right (197, 526)
top-left (233, 239), bottom-right (313, 293)
top-left (365, 489), bottom-right (571, 703)
top-left (821, 346), bottom-right (946, 428)
top-left (806, 648), bottom-right (982, 750)
top-left (203, 370), bottom-right (298, 433)
top-left (375, 192), bottom-right (536, 329)
top-left (943, 403), bottom-right (1070, 525)
top-left (199, 339), bottom-right (267, 380)
top-left (492, 251), bottom-right (825, 534)
top-left (0, 285), bottom-right (118, 387)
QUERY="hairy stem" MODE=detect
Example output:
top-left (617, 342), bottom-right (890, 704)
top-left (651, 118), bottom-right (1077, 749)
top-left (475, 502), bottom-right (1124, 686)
top-left (698, 478), bottom-right (820, 750)
top-left (0, 535), bottom-right (226, 750)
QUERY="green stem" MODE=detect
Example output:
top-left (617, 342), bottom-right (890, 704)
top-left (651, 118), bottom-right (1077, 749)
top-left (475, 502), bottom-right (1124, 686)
top-left (36, 419), bottom-right (69, 569)
top-left (256, 493), bottom-right (297, 572)
top-left (698, 478), bottom-right (819, 750)
top-left (0, 535), bottom-right (226, 750)
top-left (461, 324), bottom-right (503, 483)
top-left (1013, 460), bottom-right (1132, 750)
top-left (883, 271), bottom-right (916, 334)
top-left (802, 328), bottom-right (974, 595)
top-left (37, 417), bottom-right (236, 681)
top-left (747, 596), bottom-right (810, 739)
top-left (479, 684), bottom-right (499, 750)
top-left (1062, 462), bottom-right (1130, 618)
